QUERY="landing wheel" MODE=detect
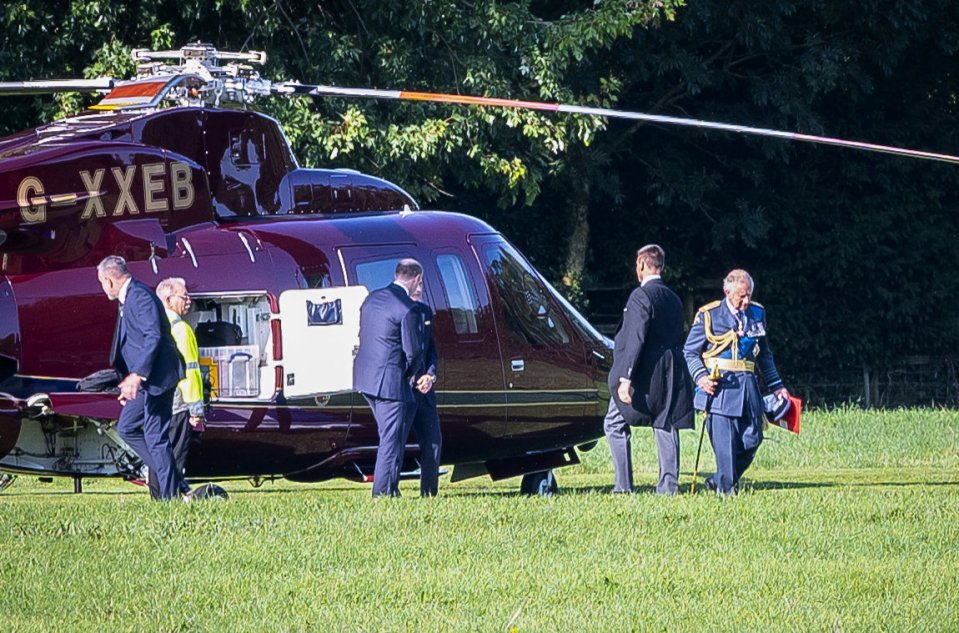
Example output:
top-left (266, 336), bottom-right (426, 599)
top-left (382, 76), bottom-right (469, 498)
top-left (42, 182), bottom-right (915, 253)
top-left (520, 470), bottom-right (558, 496)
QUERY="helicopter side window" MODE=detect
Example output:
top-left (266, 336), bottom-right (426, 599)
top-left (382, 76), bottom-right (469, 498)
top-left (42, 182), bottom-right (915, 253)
top-left (436, 254), bottom-right (479, 335)
top-left (482, 244), bottom-right (570, 347)
top-left (355, 259), bottom-right (400, 291)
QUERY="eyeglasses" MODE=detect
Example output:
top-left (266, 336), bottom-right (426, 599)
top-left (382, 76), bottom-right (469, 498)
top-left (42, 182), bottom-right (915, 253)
top-left (171, 294), bottom-right (191, 301)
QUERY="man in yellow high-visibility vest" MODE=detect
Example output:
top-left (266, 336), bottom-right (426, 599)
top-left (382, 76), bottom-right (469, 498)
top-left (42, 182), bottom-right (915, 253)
top-left (153, 277), bottom-right (206, 499)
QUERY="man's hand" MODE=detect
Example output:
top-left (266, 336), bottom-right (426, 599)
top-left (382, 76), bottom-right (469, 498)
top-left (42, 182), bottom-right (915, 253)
top-left (416, 374), bottom-right (435, 394)
top-left (774, 387), bottom-right (789, 399)
top-left (617, 380), bottom-right (632, 405)
top-left (696, 375), bottom-right (717, 396)
top-left (189, 416), bottom-right (206, 432)
top-left (118, 373), bottom-right (142, 404)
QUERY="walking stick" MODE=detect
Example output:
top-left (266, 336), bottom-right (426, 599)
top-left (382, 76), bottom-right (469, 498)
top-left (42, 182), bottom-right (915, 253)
top-left (690, 365), bottom-right (720, 494)
top-left (690, 409), bottom-right (708, 494)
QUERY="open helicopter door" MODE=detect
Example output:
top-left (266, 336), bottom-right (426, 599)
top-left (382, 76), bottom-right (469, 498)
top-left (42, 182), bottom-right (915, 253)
top-left (277, 286), bottom-right (369, 398)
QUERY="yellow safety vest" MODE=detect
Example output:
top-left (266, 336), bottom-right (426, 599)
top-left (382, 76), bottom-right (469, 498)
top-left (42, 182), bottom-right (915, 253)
top-left (167, 311), bottom-right (203, 407)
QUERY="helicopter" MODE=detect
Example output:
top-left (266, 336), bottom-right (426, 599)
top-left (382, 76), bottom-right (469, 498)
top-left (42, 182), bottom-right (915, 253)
top-left (0, 44), bottom-right (615, 495)
top-left (0, 44), bottom-right (955, 496)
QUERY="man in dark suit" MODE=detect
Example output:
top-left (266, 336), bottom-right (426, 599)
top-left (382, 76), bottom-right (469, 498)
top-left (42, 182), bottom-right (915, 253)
top-left (410, 284), bottom-right (442, 497)
top-left (97, 256), bottom-right (186, 500)
top-left (684, 269), bottom-right (789, 495)
top-left (353, 259), bottom-right (424, 497)
top-left (605, 245), bottom-right (694, 495)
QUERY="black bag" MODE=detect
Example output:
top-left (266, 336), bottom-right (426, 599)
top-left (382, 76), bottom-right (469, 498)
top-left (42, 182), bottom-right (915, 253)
top-left (195, 321), bottom-right (243, 347)
top-left (76, 368), bottom-right (122, 393)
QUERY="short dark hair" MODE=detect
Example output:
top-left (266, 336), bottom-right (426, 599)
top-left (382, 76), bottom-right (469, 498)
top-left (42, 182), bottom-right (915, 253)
top-left (395, 258), bottom-right (423, 280)
top-left (636, 244), bottom-right (665, 272)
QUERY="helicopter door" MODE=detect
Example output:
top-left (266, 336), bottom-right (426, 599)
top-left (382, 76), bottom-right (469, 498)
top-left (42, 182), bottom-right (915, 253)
top-left (278, 286), bottom-right (369, 398)
top-left (470, 235), bottom-right (591, 437)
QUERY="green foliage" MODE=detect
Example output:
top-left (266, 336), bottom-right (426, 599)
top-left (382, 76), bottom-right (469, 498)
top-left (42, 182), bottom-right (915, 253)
top-left (586, 0), bottom-right (959, 372)
top-left (1, 409), bottom-right (958, 631)
top-left (1, 0), bottom-right (958, 373)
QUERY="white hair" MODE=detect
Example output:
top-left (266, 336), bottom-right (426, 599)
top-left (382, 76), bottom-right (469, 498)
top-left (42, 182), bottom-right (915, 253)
top-left (97, 255), bottom-right (129, 279)
top-left (723, 269), bottom-right (754, 293)
top-left (156, 277), bottom-right (187, 301)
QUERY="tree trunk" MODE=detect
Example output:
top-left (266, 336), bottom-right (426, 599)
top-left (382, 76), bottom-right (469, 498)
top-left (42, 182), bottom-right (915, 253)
top-left (562, 167), bottom-right (591, 305)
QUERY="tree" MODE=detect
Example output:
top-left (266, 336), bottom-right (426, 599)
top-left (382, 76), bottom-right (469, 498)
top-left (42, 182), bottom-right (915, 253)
top-left (583, 0), bottom-right (959, 373)
top-left (2, 0), bottom-right (958, 379)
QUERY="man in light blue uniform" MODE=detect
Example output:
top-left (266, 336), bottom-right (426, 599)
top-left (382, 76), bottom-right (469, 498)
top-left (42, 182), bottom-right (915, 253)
top-left (683, 269), bottom-right (789, 495)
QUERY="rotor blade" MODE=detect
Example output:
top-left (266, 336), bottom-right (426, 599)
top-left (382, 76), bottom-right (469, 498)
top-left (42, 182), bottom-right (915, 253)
top-left (274, 82), bottom-right (959, 166)
top-left (0, 79), bottom-right (114, 95)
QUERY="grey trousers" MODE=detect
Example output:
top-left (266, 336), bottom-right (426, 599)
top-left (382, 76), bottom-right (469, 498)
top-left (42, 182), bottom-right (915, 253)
top-left (603, 398), bottom-right (681, 495)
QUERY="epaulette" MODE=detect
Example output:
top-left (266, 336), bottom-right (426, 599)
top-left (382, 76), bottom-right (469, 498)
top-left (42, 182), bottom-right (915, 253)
top-left (696, 300), bottom-right (722, 314)
top-left (748, 302), bottom-right (766, 318)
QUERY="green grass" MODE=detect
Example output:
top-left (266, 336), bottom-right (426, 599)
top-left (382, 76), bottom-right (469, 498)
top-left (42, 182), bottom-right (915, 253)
top-left (2, 407), bottom-right (958, 632)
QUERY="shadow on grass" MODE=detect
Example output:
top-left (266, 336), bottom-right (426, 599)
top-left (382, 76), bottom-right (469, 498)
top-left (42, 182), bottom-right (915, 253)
top-left (6, 474), bottom-right (959, 499)
top-left (446, 478), bottom-right (959, 499)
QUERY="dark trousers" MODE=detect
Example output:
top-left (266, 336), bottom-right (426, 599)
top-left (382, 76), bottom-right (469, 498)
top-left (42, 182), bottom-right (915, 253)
top-left (148, 409), bottom-right (198, 499)
top-left (411, 392), bottom-right (442, 497)
top-left (365, 394), bottom-right (413, 497)
top-left (707, 412), bottom-right (761, 494)
top-left (117, 387), bottom-right (183, 500)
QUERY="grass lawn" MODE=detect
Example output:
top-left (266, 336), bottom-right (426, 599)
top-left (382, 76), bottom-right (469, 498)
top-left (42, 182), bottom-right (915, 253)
top-left (2, 407), bottom-right (958, 632)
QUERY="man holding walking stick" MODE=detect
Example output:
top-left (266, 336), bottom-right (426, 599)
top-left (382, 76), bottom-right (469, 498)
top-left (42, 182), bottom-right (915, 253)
top-left (684, 269), bottom-right (790, 495)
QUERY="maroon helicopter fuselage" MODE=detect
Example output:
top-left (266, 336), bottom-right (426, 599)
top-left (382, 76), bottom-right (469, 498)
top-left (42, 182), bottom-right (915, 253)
top-left (0, 106), bottom-right (611, 484)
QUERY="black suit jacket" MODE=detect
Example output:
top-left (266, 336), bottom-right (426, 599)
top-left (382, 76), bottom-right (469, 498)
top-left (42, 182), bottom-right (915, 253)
top-left (608, 279), bottom-right (694, 429)
top-left (113, 279), bottom-right (184, 395)
top-left (412, 301), bottom-right (438, 407)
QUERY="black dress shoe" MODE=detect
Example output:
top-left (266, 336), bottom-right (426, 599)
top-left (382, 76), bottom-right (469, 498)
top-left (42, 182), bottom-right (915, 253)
top-left (704, 477), bottom-right (717, 492)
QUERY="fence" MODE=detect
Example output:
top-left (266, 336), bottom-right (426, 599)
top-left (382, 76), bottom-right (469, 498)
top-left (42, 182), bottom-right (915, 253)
top-left (584, 289), bottom-right (959, 409)
top-left (788, 357), bottom-right (959, 409)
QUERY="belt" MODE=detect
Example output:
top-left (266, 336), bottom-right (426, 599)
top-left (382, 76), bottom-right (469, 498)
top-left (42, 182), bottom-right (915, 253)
top-left (705, 357), bottom-right (755, 373)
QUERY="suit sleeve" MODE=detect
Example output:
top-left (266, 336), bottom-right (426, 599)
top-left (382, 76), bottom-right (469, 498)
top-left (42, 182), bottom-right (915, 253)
top-left (423, 308), bottom-right (438, 377)
top-left (683, 310), bottom-right (709, 383)
top-left (619, 289), bottom-right (651, 382)
top-left (125, 285), bottom-right (163, 379)
top-left (757, 311), bottom-right (783, 390)
top-left (400, 306), bottom-right (424, 378)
